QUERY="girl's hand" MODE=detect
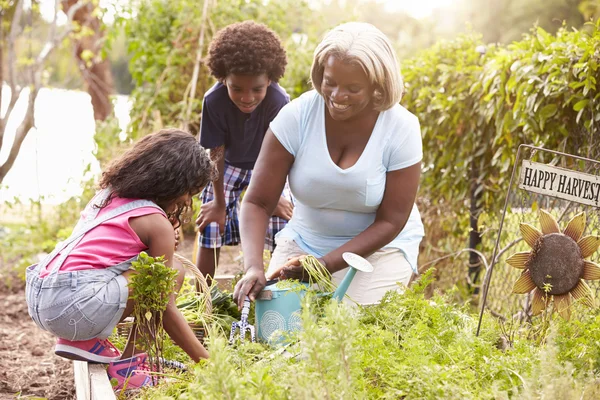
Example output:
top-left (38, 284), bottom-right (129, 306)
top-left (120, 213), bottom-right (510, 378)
top-left (273, 196), bottom-right (293, 221)
top-left (233, 267), bottom-right (267, 308)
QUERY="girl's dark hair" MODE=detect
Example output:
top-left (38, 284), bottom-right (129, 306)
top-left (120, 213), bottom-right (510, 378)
top-left (206, 20), bottom-right (287, 81)
top-left (98, 128), bottom-right (216, 228)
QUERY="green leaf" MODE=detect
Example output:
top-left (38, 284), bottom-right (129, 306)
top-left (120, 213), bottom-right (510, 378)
top-left (573, 99), bottom-right (589, 112)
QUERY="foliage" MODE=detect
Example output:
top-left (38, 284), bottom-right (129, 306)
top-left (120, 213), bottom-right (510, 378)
top-left (403, 22), bottom-right (600, 279)
top-left (176, 278), bottom-right (241, 336)
top-left (129, 251), bottom-right (178, 374)
top-left (114, 0), bottom-right (318, 140)
top-left (439, 0), bottom-right (584, 44)
top-left (402, 33), bottom-right (494, 233)
top-left (0, 182), bottom-right (95, 290)
top-left (137, 271), bottom-right (600, 399)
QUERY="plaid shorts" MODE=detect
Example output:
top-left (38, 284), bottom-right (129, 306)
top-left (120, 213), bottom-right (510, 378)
top-left (199, 163), bottom-right (292, 251)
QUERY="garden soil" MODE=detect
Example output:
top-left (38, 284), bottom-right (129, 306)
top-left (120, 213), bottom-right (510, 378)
top-left (0, 237), bottom-right (242, 399)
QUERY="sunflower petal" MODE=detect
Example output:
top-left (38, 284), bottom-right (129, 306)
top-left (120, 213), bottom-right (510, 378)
top-left (531, 288), bottom-right (549, 316)
top-left (520, 223), bottom-right (542, 248)
top-left (582, 261), bottom-right (600, 280)
top-left (563, 212), bottom-right (586, 242)
top-left (506, 251), bottom-right (531, 269)
top-left (512, 270), bottom-right (536, 294)
top-left (539, 210), bottom-right (560, 234)
top-left (578, 235), bottom-right (600, 259)
top-left (571, 280), bottom-right (596, 308)
top-left (554, 294), bottom-right (572, 320)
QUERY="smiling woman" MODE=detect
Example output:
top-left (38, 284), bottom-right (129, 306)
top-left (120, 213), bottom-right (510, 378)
top-left (234, 22), bottom-right (425, 307)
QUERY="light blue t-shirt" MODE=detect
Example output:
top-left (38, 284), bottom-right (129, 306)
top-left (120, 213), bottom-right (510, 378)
top-left (270, 90), bottom-right (425, 272)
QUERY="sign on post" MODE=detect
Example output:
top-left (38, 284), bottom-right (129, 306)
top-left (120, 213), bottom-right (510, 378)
top-left (518, 160), bottom-right (600, 207)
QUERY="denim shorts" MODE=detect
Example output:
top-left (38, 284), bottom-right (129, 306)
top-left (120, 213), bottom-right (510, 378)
top-left (25, 260), bottom-right (131, 341)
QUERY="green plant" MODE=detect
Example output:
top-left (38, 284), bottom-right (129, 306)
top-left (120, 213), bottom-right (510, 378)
top-left (404, 22), bottom-right (600, 290)
top-left (133, 269), bottom-right (600, 399)
top-left (129, 251), bottom-right (178, 375)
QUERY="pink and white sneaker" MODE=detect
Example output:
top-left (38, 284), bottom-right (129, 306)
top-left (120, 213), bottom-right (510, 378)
top-left (55, 337), bottom-right (121, 363)
top-left (107, 353), bottom-right (155, 391)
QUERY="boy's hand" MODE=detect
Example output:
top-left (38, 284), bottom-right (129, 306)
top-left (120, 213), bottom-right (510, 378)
top-left (273, 196), bottom-right (293, 221)
top-left (196, 201), bottom-right (226, 233)
top-left (174, 228), bottom-right (180, 250)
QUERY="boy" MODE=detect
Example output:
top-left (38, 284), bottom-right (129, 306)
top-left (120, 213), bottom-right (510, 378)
top-left (195, 21), bottom-right (292, 283)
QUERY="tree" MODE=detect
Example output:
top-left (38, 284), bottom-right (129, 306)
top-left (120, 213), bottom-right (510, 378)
top-left (61, 0), bottom-right (114, 121)
top-left (0, 0), bottom-right (87, 185)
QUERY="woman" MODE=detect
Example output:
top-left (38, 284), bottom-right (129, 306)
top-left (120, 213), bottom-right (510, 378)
top-left (233, 22), bottom-right (424, 306)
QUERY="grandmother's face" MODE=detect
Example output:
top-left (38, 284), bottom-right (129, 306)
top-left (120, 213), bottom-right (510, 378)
top-left (320, 56), bottom-right (374, 122)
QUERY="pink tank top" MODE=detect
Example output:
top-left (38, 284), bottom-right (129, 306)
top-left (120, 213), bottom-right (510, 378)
top-left (40, 197), bottom-right (167, 277)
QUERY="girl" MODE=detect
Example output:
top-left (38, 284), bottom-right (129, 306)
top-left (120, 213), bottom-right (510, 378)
top-left (26, 129), bottom-right (214, 390)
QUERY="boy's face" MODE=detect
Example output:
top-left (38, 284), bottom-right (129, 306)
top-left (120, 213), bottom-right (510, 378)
top-left (224, 73), bottom-right (271, 114)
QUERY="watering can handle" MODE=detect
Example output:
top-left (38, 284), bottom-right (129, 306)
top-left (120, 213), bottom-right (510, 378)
top-left (332, 253), bottom-right (374, 302)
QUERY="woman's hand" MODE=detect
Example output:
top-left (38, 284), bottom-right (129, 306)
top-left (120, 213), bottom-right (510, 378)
top-left (233, 267), bottom-right (267, 308)
top-left (272, 196), bottom-right (294, 220)
top-left (267, 256), bottom-right (306, 281)
top-left (196, 200), bottom-right (226, 233)
top-left (267, 256), bottom-right (328, 282)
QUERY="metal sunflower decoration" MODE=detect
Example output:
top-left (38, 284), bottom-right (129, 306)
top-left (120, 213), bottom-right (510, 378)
top-left (507, 210), bottom-right (600, 319)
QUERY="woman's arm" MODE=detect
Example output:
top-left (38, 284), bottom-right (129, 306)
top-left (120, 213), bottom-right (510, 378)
top-left (277, 162), bottom-right (420, 279)
top-left (232, 129), bottom-right (294, 306)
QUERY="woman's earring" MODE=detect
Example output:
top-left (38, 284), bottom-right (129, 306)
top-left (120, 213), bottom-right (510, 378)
top-left (373, 89), bottom-right (383, 103)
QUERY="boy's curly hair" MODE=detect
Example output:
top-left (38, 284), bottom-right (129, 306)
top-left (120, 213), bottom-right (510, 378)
top-left (207, 20), bottom-right (287, 82)
top-left (98, 128), bottom-right (216, 228)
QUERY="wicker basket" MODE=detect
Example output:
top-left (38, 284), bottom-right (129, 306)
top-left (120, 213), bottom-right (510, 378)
top-left (115, 253), bottom-right (211, 343)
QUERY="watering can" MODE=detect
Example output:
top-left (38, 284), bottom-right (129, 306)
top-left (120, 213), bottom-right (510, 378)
top-left (254, 252), bottom-right (373, 344)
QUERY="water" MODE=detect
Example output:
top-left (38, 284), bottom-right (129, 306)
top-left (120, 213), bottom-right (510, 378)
top-left (0, 86), bottom-right (130, 205)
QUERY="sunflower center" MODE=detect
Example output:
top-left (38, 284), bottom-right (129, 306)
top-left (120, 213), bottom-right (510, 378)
top-left (527, 233), bottom-right (584, 295)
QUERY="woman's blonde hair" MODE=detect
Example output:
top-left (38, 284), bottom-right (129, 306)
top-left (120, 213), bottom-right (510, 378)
top-left (311, 22), bottom-right (403, 111)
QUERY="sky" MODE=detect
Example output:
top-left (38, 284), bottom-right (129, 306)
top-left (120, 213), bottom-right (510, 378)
top-left (39, 0), bottom-right (456, 22)
top-left (368, 0), bottom-right (454, 19)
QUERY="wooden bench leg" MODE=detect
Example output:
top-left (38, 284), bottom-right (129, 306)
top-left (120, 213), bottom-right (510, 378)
top-left (73, 361), bottom-right (116, 400)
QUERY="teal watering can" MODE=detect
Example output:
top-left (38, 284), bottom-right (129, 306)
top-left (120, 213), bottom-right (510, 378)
top-left (254, 252), bottom-right (373, 344)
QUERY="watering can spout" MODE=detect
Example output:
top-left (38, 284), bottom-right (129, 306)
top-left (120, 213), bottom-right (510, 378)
top-left (332, 267), bottom-right (357, 301)
top-left (332, 253), bottom-right (374, 302)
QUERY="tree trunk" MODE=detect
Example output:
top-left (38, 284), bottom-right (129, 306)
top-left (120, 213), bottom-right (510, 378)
top-left (61, 0), bottom-right (114, 121)
top-left (0, 87), bottom-right (37, 184)
top-left (468, 160), bottom-right (483, 293)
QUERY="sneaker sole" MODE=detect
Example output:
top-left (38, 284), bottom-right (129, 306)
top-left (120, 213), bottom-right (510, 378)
top-left (55, 344), bottom-right (120, 363)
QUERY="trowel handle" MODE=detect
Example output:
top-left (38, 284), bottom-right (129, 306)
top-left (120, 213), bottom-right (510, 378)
top-left (241, 296), bottom-right (251, 322)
